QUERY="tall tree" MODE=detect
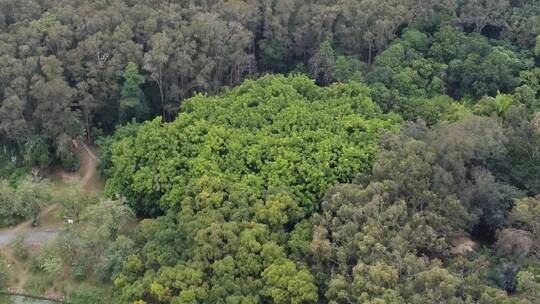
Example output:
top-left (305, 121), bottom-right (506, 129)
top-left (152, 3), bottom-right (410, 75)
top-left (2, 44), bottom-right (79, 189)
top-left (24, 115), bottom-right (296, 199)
top-left (144, 32), bottom-right (173, 121)
top-left (30, 56), bottom-right (81, 144)
top-left (310, 40), bottom-right (335, 85)
top-left (119, 62), bottom-right (147, 122)
top-left (460, 0), bottom-right (510, 33)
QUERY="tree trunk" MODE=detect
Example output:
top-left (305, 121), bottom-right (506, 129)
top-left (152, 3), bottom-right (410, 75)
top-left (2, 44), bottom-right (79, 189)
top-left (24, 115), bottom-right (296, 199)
top-left (158, 81), bottom-right (166, 121)
top-left (156, 67), bottom-right (166, 121)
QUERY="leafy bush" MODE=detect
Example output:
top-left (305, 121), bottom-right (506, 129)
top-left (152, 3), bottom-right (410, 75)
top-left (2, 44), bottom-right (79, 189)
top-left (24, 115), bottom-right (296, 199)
top-left (36, 245), bottom-right (63, 275)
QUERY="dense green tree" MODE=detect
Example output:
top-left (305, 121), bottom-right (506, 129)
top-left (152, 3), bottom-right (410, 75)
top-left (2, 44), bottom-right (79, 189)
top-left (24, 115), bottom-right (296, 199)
top-left (400, 95), bottom-right (469, 125)
top-left (0, 0), bottom-right (539, 172)
top-left (143, 32), bottom-right (173, 120)
top-left (0, 94), bottom-right (29, 142)
top-left (332, 55), bottom-right (364, 82)
top-left (474, 93), bottom-right (520, 119)
top-left (22, 135), bottom-right (50, 168)
top-left (120, 62), bottom-right (147, 122)
top-left (105, 75), bottom-right (400, 216)
top-left (368, 26), bottom-right (532, 111)
top-left (96, 122), bottom-right (141, 179)
top-left (261, 260), bottom-right (318, 304)
top-left (503, 107), bottom-right (540, 194)
top-left (30, 56), bottom-right (81, 143)
top-left (308, 116), bottom-right (531, 303)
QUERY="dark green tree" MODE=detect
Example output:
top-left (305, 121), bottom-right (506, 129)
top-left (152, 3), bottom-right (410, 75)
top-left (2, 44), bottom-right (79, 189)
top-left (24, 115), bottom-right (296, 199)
top-left (120, 62), bottom-right (147, 122)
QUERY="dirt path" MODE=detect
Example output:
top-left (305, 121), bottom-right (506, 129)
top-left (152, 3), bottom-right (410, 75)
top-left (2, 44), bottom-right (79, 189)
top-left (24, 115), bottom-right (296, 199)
top-left (54, 142), bottom-right (102, 192)
top-left (79, 143), bottom-right (102, 192)
top-left (0, 142), bottom-right (101, 246)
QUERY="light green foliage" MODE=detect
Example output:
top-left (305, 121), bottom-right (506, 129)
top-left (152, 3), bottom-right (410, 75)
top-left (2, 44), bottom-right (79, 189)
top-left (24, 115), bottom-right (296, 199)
top-left (24, 275), bottom-right (54, 295)
top-left (511, 197), bottom-right (540, 236)
top-left (29, 12), bottom-right (57, 33)
top-left (58, 188), bottom-right (98, 222)
top-left (81, 198), bottom-right (134, 241)
top-left (10, 233), bottom-right (28, 260)
top-left (36, 245), bottom-right (63, 275)
top-left (254, 192), bottom-right (303, 228)
top-left (1, 1), bottom-right (539, 303)
top-left (518, 68), bottom-right (540, 108)
top-left (106, 74), bottom-right (400, 216)
top-left (261, 260), bottom-right (318, 304)
top-left (516, 269), bottom-right (540, 302)
top-left (474, 92), bottom-right (520, 119)
top-left (401, 95), bottom-right (470, 125)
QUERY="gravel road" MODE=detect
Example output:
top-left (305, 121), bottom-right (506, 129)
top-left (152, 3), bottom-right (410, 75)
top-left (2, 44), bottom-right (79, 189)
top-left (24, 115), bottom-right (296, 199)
top-left (0, 229), bottom-right (58, 246)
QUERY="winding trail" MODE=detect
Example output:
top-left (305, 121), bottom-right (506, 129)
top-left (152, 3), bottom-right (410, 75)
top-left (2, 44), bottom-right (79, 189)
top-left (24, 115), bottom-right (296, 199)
top-left (77, 142), bottom-right (101, 192)
top-left (0, 142), bottom-right (100, 246)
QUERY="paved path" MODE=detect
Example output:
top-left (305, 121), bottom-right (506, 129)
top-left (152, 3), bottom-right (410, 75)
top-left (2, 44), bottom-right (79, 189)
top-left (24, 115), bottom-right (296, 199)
top-left (0, 229), bottom-right (58, 246)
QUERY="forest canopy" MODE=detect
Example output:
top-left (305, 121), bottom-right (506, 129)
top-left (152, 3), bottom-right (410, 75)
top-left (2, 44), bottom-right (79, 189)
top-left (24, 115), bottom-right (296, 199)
top-left (0, 0), bottom-right (540, 303)
top-left (1, 0), bottom-right (540, 169)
